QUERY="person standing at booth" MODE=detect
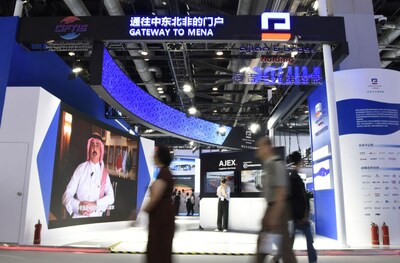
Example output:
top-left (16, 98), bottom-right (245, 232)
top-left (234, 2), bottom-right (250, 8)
top-left (255, 136), bottom-right (297, 263)
top-left (215, 177), bottom-right (230, 232)
top-left (143, 145), bottom-right (175, 263)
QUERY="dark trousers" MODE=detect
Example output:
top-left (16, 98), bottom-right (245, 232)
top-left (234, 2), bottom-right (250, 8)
top-left (293, 222), bottom-right (317, 262)
top-left (217, 199), bottom-right (229, 230)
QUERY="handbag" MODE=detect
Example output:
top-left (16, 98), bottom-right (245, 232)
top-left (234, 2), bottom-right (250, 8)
top-left (258, 231), bottom-right (282, 255)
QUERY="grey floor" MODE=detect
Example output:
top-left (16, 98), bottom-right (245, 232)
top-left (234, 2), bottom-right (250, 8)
top-left (0, 251), bottom-right (399, 263)
top-left (1, 216), bottom-right (399, 262)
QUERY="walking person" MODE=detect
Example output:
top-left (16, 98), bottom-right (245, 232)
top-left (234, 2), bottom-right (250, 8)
top-left (255, 136), bottom-right (297, 263)
top-left (143, 145), bottom-right (175, 263)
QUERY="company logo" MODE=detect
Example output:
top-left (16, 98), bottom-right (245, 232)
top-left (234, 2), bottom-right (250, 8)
top-left (261, 12), bottom-right (291, 41)
top-left (371, 78), bottom-right (378, 85)
top-left (55, 16), bottom-right (88, 40)
top-left (219, 159), bottom-right (236, 167)
top-left (315, 102), bottom-right (322, 118)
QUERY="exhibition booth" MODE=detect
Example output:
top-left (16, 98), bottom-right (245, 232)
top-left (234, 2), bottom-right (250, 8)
top-left (0, 9), bottom-right (399, 250)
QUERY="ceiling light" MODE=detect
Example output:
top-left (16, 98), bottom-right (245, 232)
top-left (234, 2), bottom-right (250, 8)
top-left (239, 66), bottom-right (250, 73)
top-left (271, 87), bottom-right (277, 91)
top-left (213, 109), bottom-right (217, 113)
top-left (305, 110), bottom-right (309, 114)
top-left (189, 141), bottom-right (195, 147)
top-left (140, 50), bottom-right (148, 56)
top-left (216, 51), bottom-right (224, 56)
top-left (212, 87), bottom-right (218, 91)
top-left (72, 67), bottom-right (82, 73)
top-left (217, 125), bottom-right (227, 136)
top-left (249, 123), bottom-right (260, 133)
top-left (157, 87), bottom-right (163, 91)
top-left (183, 83), bottom-right (192, 92)
top-left (162, 1), bottom-right (167, 6)
top-left (158, 90), bottom-right (164, 94)
top-left (291, 51), bottom-right (298, 57)
top-left (68, 51), bottom-right (75, 56)
top-left (144, 58), bottom-right (150, 61)
top-left (188, 106), bottom-right (197, 115)
top-left (312, 1), bottom-right (319, 11)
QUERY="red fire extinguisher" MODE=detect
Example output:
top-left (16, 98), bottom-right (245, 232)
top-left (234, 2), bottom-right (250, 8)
top-left (382, 222), bottom-right (390, 245)
top-left (33, 219), bottom-right (42, 245)
top-left (371, 222), bottom-right (379, 245)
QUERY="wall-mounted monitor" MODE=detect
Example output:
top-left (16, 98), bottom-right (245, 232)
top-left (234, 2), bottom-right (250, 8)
top-left (48, 104), bottom-right (139, 228)
top-left (240, 170), bottom-right (263, 193)
top-left (204, 171), bottom-right (235, 194)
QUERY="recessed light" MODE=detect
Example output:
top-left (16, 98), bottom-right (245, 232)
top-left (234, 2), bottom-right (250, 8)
top-left (72, 67), bottom-right (82, 73)
top-left (188, 106), bottom-right (197, 115)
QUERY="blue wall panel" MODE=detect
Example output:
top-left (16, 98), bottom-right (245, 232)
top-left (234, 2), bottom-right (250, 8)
top-left (37, 105), bottom-right (60, 224)
top-left (314, 189), bottom-right (337, 239)
top-left (0, 17), bottom-right (19, 126)
top-left (137, 143), bottom-right (150, 213)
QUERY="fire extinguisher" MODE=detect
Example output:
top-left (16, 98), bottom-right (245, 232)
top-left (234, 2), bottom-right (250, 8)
top-left (33, 219), bottom-right (42, 245)
top-left (382, 222), bottom-right (390, 245)
top-left (371, 222), bottom-right (379, 245)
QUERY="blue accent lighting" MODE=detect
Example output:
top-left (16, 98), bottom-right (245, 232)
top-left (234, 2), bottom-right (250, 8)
top-left (101, 48), bottom-right (231, 145)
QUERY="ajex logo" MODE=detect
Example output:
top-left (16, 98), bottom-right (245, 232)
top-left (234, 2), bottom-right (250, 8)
top-left (261, 12), bottom-right (291, 41)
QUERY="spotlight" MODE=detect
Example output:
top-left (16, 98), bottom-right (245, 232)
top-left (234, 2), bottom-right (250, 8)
top-left (216, 51), bottom-right (224, 56)
top-left (68, 51), bottom-right (75, 56)
top-left (188, 106), bottom-right (197, 115)
top-left (217, 125), bottom-right (226, 136)
top-left (72, 67), bottom-right (83, 73)
top-left (140, 50), bottom-right (148, 56)
top-left (182, 83), bottom-right (192, 92)
top-left (249, 123), bottom-right (260, 133)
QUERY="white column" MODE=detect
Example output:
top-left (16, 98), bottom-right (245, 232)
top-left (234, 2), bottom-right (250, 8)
top-left (318, 0), bottom-right (347, 245)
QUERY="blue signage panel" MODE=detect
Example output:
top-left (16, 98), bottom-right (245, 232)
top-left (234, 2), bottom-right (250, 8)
top-left (307, 84), bottom-right (337, 240)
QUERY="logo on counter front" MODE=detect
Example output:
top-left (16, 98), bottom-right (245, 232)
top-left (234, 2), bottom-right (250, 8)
top-left (55, 16), bottom-right (88, 40)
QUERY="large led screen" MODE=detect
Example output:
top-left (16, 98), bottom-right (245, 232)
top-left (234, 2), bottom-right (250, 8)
top-left (48, 105), bottom-right (139, 228)
top-left (204, 171), bottom-right (235, 194)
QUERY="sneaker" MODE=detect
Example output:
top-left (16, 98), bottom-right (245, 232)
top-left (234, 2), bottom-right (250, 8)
top-left (223, 229), bottom-right (228, 232)
top-left (214, 229), bottom-right (221, 232)
top-left (269, 257), bottom-right (280, 263)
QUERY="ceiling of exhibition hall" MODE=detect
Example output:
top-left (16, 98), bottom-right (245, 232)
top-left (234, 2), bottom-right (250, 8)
top-left (1, 0), bottom-right (399, 148)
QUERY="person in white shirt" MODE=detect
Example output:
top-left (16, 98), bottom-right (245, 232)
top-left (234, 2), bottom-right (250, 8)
top-left (215, 177), bottom-right (230, 232)
top-left (62, 133), bottom-right (115, 218)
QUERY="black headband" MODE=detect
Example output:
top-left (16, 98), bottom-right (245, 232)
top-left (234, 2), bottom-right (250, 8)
top-left (90, 133), bottom-right (103, 142)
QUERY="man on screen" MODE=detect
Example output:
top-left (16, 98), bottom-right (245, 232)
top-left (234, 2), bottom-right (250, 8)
top-left (62, 132), bottom-right (115, 218)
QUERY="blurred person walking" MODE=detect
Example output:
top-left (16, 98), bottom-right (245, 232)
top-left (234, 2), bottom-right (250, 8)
top-left (143, 145), bottom-right (175, 263)
top-left (255, 136), bottom-right (297, 263)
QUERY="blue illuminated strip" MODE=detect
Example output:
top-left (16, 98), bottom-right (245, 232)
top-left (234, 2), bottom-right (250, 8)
top-left (101, 48), bottom-right (231, 145)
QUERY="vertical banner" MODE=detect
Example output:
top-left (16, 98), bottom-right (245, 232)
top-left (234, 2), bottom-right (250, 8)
top-left (335, 69), bottom-right (400, 246)
top-left (308, 84), bottom-right (337, 239)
